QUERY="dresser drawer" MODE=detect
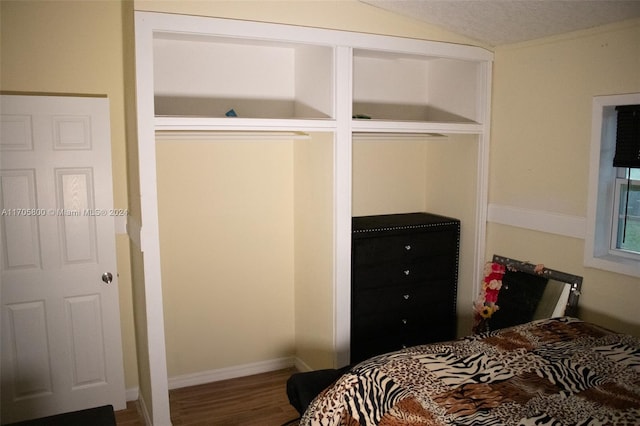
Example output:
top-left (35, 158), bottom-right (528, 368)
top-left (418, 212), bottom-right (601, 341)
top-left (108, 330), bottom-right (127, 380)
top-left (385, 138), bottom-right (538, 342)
top-left (352, 306), bottom-right (454, 335)
top-left (351, 312), bottom-right (456, 363)
top-left (353, 230), bottom-right (458, 267)
top-left (353, 253), bottom-right (456, 290)
top-left (352, 282), bottom-right (455, 316)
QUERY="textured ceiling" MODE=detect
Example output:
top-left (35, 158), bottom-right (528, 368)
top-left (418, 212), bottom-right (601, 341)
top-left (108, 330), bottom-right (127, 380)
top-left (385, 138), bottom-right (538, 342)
top-left (360, 0), bottom-right (640, 46)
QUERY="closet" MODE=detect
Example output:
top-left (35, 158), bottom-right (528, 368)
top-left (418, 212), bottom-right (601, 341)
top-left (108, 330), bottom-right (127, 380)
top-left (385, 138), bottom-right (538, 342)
top-left (132, 9), bottom-right (493, 404)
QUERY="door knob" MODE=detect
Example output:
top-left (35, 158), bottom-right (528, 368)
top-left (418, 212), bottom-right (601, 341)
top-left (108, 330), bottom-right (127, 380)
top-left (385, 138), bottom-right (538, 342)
top-left (101, 272), bottom-right (113, 284)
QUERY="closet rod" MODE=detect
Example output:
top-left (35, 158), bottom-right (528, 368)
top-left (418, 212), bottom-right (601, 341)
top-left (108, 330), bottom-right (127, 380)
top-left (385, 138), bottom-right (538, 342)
top-left (155, 131), bottom-right (312, 141)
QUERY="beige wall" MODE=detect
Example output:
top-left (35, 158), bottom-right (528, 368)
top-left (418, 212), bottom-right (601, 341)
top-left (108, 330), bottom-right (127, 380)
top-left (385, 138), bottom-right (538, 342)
top-left (0, 0), bottom-right (140, 389)
top-left (156, 138), bottom-right (297, 375)
top-left (293, 133), bottom-right (335, 370)
top-left (353, 140), bottom-right (428, 216)
top-left (422, 135), bottom-right (481, 336)
top-left (489, 20), bottom-right (640, 336)
top-left (133, 0), bottom-right (485, 48)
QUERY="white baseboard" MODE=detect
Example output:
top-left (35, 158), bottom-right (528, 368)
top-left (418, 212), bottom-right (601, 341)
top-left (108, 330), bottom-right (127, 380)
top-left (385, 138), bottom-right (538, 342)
top-left (125, 387), bottom-right (139, 402)
top-left (487, 204), bottom-right (586, 239)
top-left (168, 356), bottom-right (296, 390)
top-left (124, 356), bottom-right (318, 425)
top-left (138, 392), bottom-right (152, 426)
top-left (293, 357), bottom-right (313, 373)
top-left (125, 356), bottom-right (301, 402)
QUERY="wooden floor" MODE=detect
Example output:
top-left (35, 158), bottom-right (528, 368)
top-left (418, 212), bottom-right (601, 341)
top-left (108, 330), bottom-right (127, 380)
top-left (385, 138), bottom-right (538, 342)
top-left (115, 368), bottom-right (301, 426)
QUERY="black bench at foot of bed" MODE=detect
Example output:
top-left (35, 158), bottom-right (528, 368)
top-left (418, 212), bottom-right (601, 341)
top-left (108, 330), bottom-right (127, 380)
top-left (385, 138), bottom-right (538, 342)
top-left (4, 405), bottom-right (116, 426)
top-left (286, 365), bottom-right (351, 416)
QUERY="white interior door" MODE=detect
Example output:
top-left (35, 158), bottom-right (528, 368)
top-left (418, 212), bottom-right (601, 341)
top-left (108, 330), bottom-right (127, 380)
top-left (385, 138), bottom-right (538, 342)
top-left (0, 95), bottom-right (125, 424)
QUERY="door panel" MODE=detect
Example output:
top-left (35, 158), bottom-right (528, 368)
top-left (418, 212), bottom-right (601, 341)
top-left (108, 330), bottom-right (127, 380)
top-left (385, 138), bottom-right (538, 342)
top-left (5, 301), bottom-right (53, 399)
top-left (1, 170), bottom-right (41, 269)
top-left (0, 95), bottom-right (125, 424)
top-left (65, 294), bottom-right (106, 387)
top-left (56, 168), bottom-right (97, 263)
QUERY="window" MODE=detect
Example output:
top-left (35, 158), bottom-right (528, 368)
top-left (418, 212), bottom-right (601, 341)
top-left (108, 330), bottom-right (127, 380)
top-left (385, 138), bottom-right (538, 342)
top-left (612, 169), bottom-right (640, 256)
top-left (585, 94), bottom-right (640, 277)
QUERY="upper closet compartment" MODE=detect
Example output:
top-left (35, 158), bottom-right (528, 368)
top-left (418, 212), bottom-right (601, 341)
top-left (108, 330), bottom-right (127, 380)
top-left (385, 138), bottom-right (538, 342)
top-left (352, 49), bottom-right (485, 128)
top-left (153, 32), bottom-right (334, 121)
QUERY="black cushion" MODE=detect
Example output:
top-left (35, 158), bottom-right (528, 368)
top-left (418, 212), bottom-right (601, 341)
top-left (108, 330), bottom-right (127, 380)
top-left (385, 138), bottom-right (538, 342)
top-left (286, 366), bottom-right (350, 416)
top-left (5, 405), bottom-right (115, 426)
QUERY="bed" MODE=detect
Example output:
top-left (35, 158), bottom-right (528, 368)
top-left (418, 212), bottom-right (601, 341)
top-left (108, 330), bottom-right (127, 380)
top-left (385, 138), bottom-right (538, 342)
top-left (300, 317), bottom-right (640, 425)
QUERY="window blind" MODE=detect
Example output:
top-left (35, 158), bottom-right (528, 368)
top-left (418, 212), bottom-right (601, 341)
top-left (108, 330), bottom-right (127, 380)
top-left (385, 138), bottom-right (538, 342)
top-left (614, 104), bottom-right (640, 243)
top-left (614, 105), bottom-right (640, 168)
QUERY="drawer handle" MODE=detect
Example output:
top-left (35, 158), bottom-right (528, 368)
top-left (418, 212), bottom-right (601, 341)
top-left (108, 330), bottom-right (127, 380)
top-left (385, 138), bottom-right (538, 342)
top-left (403, 294), bottom-right (410, 300)
top-left (404, 245), bottom-right (412, 251)
top-left (403, 270), bottom-right (410, 276)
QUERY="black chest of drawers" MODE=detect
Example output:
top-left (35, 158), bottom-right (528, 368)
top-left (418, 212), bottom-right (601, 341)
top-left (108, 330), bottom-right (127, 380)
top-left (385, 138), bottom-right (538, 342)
top-left (350, 212), bottom-right (460, 364)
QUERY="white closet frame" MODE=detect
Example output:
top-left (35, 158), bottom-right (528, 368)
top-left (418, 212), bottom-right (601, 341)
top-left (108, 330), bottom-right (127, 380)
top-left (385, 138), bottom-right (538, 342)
top-left (133, 11), bottom-right (492, 424)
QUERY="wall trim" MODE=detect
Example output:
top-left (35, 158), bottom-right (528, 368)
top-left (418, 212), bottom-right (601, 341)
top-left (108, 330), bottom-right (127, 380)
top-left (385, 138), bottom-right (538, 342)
top-left (126, 356), bottom-right (305, 409)
top-left (115, 215), bottom-right (127, 235)
top-left (487, 204), bottom-right (586, 239)
top-left (293, 357), bottom-right (313, 373)
top-left (167, 357), bottom-right (295, 390)
top-left (138, 392), bottom-right (152, 426)
top-left (125, 387), bottom-right (139, 402)
top-left (126, 214), bottom-right (142, 250)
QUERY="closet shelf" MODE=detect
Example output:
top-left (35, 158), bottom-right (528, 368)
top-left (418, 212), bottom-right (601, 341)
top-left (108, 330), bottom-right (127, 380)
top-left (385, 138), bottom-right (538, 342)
top-left (154, 116), bottom-right (338, 132)
top-left (351, 119), bottom-right (484, 134)
top-left (154, 116), bottom-right (483, 134)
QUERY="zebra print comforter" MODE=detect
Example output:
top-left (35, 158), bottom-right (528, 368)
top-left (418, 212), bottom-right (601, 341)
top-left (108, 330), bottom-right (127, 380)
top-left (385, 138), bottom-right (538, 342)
top-left (301, 317), bottom-right (640, 425)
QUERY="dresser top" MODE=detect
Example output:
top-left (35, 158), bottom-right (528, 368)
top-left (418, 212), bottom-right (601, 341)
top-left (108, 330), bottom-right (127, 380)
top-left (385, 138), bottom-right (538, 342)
top-left (352, 212), bottom-right (460, 234)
